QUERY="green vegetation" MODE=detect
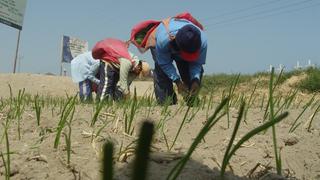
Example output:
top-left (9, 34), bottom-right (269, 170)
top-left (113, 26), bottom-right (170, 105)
top-left (1, 66), bottom-right (319, 179)
top-left (267, 67), bottom-right (282, 175)
top-left (34, 95), bottom-right (41, 126)
top-left (298, 67), bottom-right (320, 92)
top-left (54, 95), bottom-right (77, 149)
top-left (201, 73), bottom-right (253, 93)
top-left (134, 23), bottom-right (156, 45)
top-left (2, 122), bottom-right (10, 180)
top-left (102, 142), bottom-right (114, 180)
top-left (168, 98), bottom-right (229, 180)
top-left (201, 66), bottom-right (320, 94)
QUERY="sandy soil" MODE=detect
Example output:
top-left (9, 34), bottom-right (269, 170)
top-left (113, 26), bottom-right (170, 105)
top-left (0, 73), bottom-right (319, 180)
top-left (0, 73), bottom-right (154, 98)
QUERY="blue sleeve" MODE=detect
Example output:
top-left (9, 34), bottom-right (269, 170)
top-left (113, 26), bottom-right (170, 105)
top-left (189, 43), bottom-right (207, 80)
top-left (87, 59), bottom-right (100, 84)
top-left (155, 42), bottom-right (180, 82)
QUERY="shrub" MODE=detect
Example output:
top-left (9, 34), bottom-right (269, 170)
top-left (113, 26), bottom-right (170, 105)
top-left (298, 67), bottom-right (320, 92)
top-left (201, 73), bottom-right (252, 94)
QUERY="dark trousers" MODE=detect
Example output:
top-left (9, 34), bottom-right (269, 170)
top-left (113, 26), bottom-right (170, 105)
top-left (151, 48), bottom-right (203, 105)
top-left (97, 62), bottom-right (122, 101)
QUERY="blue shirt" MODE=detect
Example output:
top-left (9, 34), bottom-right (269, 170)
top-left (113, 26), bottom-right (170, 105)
top-left (71, 51), bottom-right (100, 84)
top-left (155, 18), bottom-right (207, 82)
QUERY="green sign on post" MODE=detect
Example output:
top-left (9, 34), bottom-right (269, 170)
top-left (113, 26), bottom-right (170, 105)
top-left (0, 0), bottom-right (27, 73)
top-left (0, 0), bottom-right (27, 30)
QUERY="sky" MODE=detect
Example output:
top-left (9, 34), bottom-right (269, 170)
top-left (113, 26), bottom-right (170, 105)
top-left (1, 0), bottom-right (320, 75)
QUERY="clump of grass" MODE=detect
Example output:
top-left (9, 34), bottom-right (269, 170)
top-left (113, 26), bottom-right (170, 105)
top-left (117, 140), bottom-right (136, 162)
top-left (143, 92), bottom-right (156, 119)
top-left (0, 152), bottom-right (9, 180)
top-left (289, 94), bottom-right (315, 133)
top-left (63, 127), bottom-right (71, 165)
top-left (14, 88), bottom-right (26, 140)
top-left (0, 98), bottom-right (6, 111)
top-left (260, 93), bottom-right (266, 110)
top-left (206, 91), bottom-right (214, 119)
top-left (170, 105), bottom-right (192, 150)
top-left (263, 68), bottom-right (284, 121)
top-left (268, 67), bottom-right (282, 175)
top-left (132, 121), bottom-right (154, 180)
top-left (220, 110), bottom-right (289, 177)
top-left (186, 105), bottom-right (201, 123)
top-left (221, 101), bottom-right (246, 177)
top-left (226, 74), bottom-right (240, 128)
top-left (63, 114), bottom-right (74, 166)
top-left (201, 73), bottom-right (253, 94)
top-left (52, 95), bottom-right (76, 165)
top-left (91, 117), bottom-right (113, 142)
top-left (298, 67), bottom-right (320, 92)
top-left (284, 88), bottom-right (298, 109)
top-left (155, 98), bottom-right (172, 132)
top-left (311, 99), bottom-right (320, 109)
top-left (7, 84), bottom-right (14, 119)
top-left (91, 101), bottom-right (106, 127)
top-left (244, 78), bottom-right (260, 121)
top-left (167, 97), bottom-right (229, 180)
top-left (102, 142), bottom-right (114, 180)
top-left (2, 122), bottom-right (11, 180)
top-left (34, 95), bottom-right (41, 126)
top-left (124, 89), bottom-right (138, 135)
top-left (54, 95), bottom-right (77, 149)
top-left (307, 102), bottom-right (320, 132)
top-left (101, 121), bottom-right (154, 180)
top-left (200, 95), bottom-right (207, 110)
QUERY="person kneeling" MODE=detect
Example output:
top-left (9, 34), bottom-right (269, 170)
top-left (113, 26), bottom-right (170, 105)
top-left (92, 38), bottom-right (150, 101)
top-left (71, 51), bottom-right (100, 102)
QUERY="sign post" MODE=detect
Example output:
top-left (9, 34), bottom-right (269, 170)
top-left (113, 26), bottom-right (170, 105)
top-left (13, 30), bottom-right (21, 73)
top-left (60, 35), bottom-right (88, 76)
top-left (60, 37), bottom-right (63, 75)
top-left (0, 0), bottom-right (27, 73)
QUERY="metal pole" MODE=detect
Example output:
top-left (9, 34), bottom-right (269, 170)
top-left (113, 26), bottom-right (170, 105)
top-left (18, 55), bottom-right (23, 72)
top-left (60, 36), bottom-right (64, 76)
top-left (60, 62), bottom-right (63, 76)
top-left (13, 30), bottom-right (21, 73)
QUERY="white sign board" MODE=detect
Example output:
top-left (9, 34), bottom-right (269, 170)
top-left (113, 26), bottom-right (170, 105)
top-left (62, 35), bottom-right (89, 63)
top-left (0, 0), bottom-right (27, 30)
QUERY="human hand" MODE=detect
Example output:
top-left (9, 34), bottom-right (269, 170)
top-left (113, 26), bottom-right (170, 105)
top-left (176, 80), bottom-right (189, 97)
top-left (123, 91), bottom-right (130, 100)
top-left (190, 79), bottom-right (200, 95)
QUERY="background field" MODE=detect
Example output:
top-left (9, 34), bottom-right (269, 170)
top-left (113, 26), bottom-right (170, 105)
top-left (0, 70), bottom-right (319, 180)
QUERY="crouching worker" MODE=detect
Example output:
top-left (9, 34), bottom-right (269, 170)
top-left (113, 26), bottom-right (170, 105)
top-left (71, 51), bottom-right (100, 102)
top-left (130, 12), bottom-right (207, 106)
top-left (92, 38), bottom-right (150, 101)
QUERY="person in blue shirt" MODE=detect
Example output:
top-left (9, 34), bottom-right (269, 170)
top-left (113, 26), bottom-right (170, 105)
top-left (151, 18), bottom-right (207, 106)
top-left (71, 51), bottom-right (100, 102)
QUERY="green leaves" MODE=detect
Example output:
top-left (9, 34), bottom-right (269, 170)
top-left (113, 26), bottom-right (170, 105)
top-left (132, 121), bottom-right (154, 180)
top-left (102, 142), bottom-right (114, 180)
top-left (34, 95), bottom-right (41, 126)
top-left (54, 95), bottom-right (76, 149)
top-left (220, 99), bottom-right (289, 177)
top-left (101, 121), bottom-right (154, 180)
top-left (268, 67), bottom-right (282, 176)
top-left (124, 88), bottom-right (138, 135)
top-left (167, 98), bottom-right (229, 180)
top-left (91, 101), bottom-right (105, 127)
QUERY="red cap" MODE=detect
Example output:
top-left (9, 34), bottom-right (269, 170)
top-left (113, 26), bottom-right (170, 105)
top-left (180, 49), bottom-right (200, 62)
